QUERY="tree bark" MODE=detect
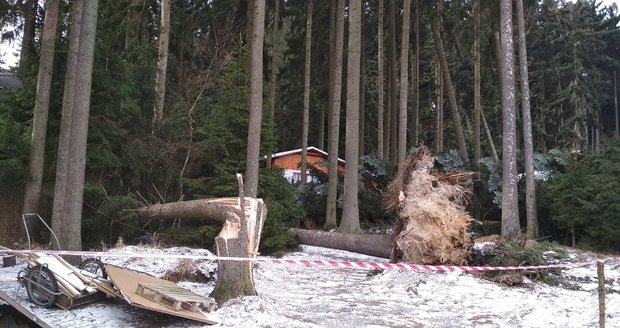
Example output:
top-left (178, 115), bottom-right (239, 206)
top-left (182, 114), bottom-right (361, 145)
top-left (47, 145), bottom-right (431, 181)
top-left (398, 0), bottom-right (411, 164)
top-left (245, 0), bottom-right (254, 44)
top-left (500, 0), bottom-right (521, 241)
top-left (152, 0), bottom-right (171, 132)
top-left (318, 106), bottom-right (325, 149)
top-left (515, 0), bottom-right (537, 239)
top-left (615, 70), bottom-right (618, 139)
top-left (387, 0), bottom-right (398, 164)
top-left (411, 0), bottom-right (419, 147)
top-left (325, 0), bottom-right (345, 230)
top-left (377, 0), bottom-right (384, 159)
top-left (481, 107), bottom-right (500, 163)
top-left (340, 0), bottom-right (362, 234)
top-left (136, 198), bottom-right (241, 223)
top-left (359, 18), bottom-right (365, 161)
top-left (51, 0), bottom-right (84, 249)
top-left (435, 58), bottom-right (444, 153)
top-left (18, 0), bottom-right (36, 77)
top-left (300, 1), bottom-right (313, 186)
top-left (245, 0), bottom-right (266, 198)
top-left (23, 0), bottom-right (59, 217)
top-left (431, 4), bottom-right (470, 164)
top-left (291, 229), bottom-right (392, 259)
top-left (473, 0), bottom-right (481, 169)
top-left (266, 0), bottom-right (281, 169)
top-left (62, 0), bottom-right (98, 253)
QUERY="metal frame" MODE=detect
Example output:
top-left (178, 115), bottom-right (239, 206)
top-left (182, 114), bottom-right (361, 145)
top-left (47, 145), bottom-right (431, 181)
top-left (21, 213), bottom-right (62, 251)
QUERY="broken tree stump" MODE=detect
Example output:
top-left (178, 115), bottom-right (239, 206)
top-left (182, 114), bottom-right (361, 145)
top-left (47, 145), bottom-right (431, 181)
top-left (136, 174), bottom-right (267, 306)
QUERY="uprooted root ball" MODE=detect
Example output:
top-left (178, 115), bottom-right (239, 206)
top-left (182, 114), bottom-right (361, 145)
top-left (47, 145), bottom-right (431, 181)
top-left (385, 146), bottom-right (474, 265)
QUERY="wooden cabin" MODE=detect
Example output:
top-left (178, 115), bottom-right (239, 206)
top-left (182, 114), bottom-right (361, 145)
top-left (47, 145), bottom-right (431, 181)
top-left (270, 147), bottom-right (345, 183)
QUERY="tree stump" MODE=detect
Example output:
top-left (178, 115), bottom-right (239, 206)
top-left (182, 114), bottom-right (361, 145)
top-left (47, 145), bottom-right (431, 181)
top-left (136, 175), bottom-right (267, 305)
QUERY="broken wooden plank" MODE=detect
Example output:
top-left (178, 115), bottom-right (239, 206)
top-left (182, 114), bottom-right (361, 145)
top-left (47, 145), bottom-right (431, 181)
top-left (55, 291), bottom-right (106, 310)
top-left (52, 274), bottom-right (81, 297)
top-left (34, 255), bottom-right (89, 292)
top-left (91, 279), bottom-right (120, 299)
top-left (0, 289), bottom-right (53, 328)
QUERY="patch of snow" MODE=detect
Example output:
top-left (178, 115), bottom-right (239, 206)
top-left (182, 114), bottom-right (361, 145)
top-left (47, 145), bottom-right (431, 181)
top-left (1, 245), bottom-right (618, 327)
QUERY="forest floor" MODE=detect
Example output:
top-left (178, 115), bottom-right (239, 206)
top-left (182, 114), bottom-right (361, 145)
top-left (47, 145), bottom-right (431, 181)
top-left (0, 243), bottom-right (619, 328)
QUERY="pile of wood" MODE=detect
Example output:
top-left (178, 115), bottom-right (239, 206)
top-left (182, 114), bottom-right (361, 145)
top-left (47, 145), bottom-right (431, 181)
top-left (19, 253), bottom-right (217, 324)
top-left (385, 146), bottom-right (474, 265)
top-left (23, 254), bottom-right (113, 309)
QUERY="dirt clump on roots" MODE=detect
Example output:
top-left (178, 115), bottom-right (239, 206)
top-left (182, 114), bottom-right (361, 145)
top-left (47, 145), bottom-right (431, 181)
top-left (385, 146), bottom-right (474, 265)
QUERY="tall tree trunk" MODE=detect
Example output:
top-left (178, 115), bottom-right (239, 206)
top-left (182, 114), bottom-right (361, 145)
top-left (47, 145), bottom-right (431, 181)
top-left (435, 58), bottom-right (444, 153)
top-left (383, 51), bottom-right (391, 160)
top-left (615, 70), bottom-right (618, 139)
top-left (266, 0), bottom-right (281, 169)
top-left (411, 0), bottom-right (419, 147)
top-left (377, 0), bottom-right (384, 159)
top-left (473, 0), bottom-right (481, 169)
top-left (51, 0), bottom-right (84, 249)
top-left (327, 0), bottom-right (336, 151)
top-left (246, 0), bottom-right (254, 44)
top-left (152, 0), bottom-right (171, 132)
top-left (359, 17), bottom-right (365, 161)
top-left (18, 0), bottom-right (36, 77)
top-left (57, 0), bottom-right (99, 253)
top-left (23, 0), bottom-right (60, 218)
top-left (516, 0), bottom-right (537, 240)
top-left (244, 0), bottom-right (266, 198)
top-left (319, 106), bottom-right (325, 149)
top-left (431, 5), bottom-right (470, 164)
top-left (481, 107), bottom-right (500, 163)
top-left (398, 0), bottom-right (411, 164)
top-left (500, 0), bottom-right (521, 241)
top-left (324, 0), bottom-right (345, 230)
top-left (340, 0), bottom-right (362, 234)
top-left (388, 0), bottom-right (398, 164)
top-left (300, 1), bottom-right (313, 186)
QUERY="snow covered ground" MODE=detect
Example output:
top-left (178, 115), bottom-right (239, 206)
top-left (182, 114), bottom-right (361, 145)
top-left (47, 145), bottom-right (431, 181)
top-left (1, 244), bottom-right (619, 328)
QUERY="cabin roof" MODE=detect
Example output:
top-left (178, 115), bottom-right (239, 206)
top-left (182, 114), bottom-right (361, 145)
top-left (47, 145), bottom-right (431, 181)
top-left (271, 146), bottom-right (345, 164)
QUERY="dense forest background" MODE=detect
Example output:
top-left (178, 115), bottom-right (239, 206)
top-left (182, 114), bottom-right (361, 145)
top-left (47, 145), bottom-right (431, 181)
top-left (1, 0), bottom-right (619, 254)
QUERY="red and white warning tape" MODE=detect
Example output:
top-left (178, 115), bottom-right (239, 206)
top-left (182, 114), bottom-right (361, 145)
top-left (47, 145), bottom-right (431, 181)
top-left (1, 248), bottom-right (604, 272)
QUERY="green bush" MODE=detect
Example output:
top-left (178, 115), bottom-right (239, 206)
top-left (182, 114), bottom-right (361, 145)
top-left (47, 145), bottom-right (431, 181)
top-left (541, 139), bottom-right (620, 251)
top-left (257, 169), bottom-right (305, 253)
top-left (81, 184), bottom-right (141, 248)
top-left (0, 113), bottom-right (29, 195)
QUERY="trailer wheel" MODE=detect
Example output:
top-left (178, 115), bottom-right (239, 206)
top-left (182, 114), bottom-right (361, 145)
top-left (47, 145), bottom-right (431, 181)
top-left (78, 258), bottom-right (107, 279)
top-left (25, 265), bottom-right (59, 308)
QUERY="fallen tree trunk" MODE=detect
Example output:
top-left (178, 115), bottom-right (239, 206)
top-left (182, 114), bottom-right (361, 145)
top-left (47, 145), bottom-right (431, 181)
top-left (291, 229), bottom-right (392, 259)
top-left (135, 175), bottom-right (266, 306)
top-left (135, 198), bottom-right (241, 223)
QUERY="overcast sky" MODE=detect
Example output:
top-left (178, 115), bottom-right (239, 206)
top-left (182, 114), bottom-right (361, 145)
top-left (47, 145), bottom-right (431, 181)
top-left (1, 0), bottom-right (619, 70)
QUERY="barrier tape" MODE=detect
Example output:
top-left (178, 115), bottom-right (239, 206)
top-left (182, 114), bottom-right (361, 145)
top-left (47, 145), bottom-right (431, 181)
top-left (1, 248), bottom-right (605, 272)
